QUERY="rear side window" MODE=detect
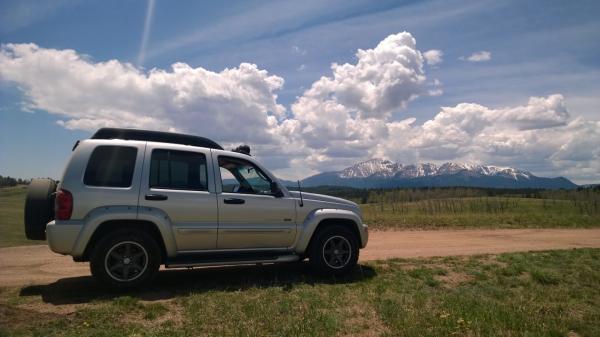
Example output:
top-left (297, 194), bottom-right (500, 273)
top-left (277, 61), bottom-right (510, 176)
top-left (149, 149), bottom-right (208, 191)
top-left (84, 146), bottom-right (137, 187)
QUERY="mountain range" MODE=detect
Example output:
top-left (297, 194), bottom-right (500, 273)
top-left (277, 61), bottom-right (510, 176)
top-left (294, 159), bottom-right (577, 189)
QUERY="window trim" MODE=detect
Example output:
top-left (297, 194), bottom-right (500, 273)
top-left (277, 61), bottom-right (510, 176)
top-left (217, 155), bottom-right (274, 196)
top-left (149, 148), bottom-right (209, 192)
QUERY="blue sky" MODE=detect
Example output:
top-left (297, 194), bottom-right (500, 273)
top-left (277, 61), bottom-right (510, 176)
top-left (1, 0), bottom-right (599, 183)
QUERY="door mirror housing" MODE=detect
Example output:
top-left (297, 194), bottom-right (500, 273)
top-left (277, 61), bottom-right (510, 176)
top-left (270, 181), bottom-right (284, 198)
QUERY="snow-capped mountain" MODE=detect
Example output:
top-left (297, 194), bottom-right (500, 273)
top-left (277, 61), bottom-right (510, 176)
top-left (339, 159), bottom-right (399, 178)
top-left (302, 159), bottom-right (576, 189)
top-left (339, 159), bottom-right (531, 180)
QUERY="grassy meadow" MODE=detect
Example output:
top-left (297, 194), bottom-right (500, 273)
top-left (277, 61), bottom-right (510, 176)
top-left (314, 186), bottom-right (600, 230)
top-left (1, 248), bottom-right (599, 336)
top-left (0, 186), bottom-right (34, 247)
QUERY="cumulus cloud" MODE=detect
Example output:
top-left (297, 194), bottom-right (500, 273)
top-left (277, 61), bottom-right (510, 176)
top-left (423, 49), bottom-right (443, 65)
top-left (408, 94), bottom-right (570, 153)
top-left (1, 35), bottom-right (598, 182)
top-left (0, 43), bottom-right (286, 146)
top-left (295, 32), bottom-right (426, 119)
top-left (379, 94), bottom-right (599, 181)
top-left (463, 51), bottom-right (491, 62)
top-left (289, 31), bottom-right (427, 168)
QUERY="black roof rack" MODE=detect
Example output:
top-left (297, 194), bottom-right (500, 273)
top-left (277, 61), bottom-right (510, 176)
top-left (91, 128), bottom-right (224, 150)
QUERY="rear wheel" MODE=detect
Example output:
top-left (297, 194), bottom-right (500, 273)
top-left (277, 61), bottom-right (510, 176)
top-left (308, 225), bottom-right (359, 276)
top-left (24, 179), bottom-right (57, 240)
top-left (90, 229), bottom-right (161, 289)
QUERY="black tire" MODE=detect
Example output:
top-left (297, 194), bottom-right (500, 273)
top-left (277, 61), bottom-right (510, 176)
top-left (90, 229), bottom-right (161, 289)
top-left (308, 225), bottom-right (359, 276)
top-left (24, 179), bottom-right (57, 240)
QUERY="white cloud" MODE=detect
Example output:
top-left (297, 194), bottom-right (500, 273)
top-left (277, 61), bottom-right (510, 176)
top-left (286, 32), bottom-right (429, 172)
top-left (0, 43), bottom-right (286, 146)
top-left (423, 49), bottom-right (443, 65)
top-left (464, 50), bottom-right (491, 62)
top-left (384, 94), bottom-right (599, 181)
top-left (298, 32), bottom-right (426, 119)
top-left (1, 35), bottom-right (598, 183)
top-left (408, 95), bottom-right (570, 152)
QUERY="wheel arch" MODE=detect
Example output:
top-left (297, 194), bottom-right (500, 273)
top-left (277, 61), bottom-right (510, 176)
top-left (305, 218), bottom-right (361, 256)
top-left (79, 220), bottom-right (167, 262)
top-left (70, 206), bottom-right (177, 260)
top-left (294, 209), bottom-right (366, 254)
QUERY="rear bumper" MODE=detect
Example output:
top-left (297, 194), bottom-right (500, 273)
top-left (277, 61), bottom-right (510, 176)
top-left (46, 221), bottom-right (83, 255)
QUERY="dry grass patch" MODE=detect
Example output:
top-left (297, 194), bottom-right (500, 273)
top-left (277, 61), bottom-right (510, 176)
top-left (435, 270), bottom-right (475, 288)
top-left (0, 305), bottom-right (63, 330)
top-left (339, 293), bottom-right (389, 337)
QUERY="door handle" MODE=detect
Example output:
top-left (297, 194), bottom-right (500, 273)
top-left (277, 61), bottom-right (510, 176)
top-left (224, 198), bottom-right (245, 204)
top-left (145, 194), bottom-right (168, 201)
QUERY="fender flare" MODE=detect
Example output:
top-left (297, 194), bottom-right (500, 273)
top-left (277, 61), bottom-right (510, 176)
top-left (293, 209), bottom-right (365, 254)
top-left (71, 206), bottom-right (177, 258)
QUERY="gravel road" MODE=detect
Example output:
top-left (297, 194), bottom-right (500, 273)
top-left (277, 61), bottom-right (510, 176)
top-left (1, 228), bottom-right (599, 287)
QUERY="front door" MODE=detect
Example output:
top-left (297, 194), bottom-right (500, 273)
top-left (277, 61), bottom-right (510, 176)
top-left (139, 144), bottom-right (218, 251)
top-left (215, 155), bottom-right (296, 249)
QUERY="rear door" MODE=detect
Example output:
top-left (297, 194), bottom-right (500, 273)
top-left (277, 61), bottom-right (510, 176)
top-left (139, 143), bottom-right (218, 251)
top-left (213, 154), bottom-right (296, 249)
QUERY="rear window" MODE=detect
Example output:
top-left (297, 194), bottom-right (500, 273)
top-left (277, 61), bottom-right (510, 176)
top-left (84, 146), bottom-right (137, 187)
top-left (149, 149), bottom-right (208, 191)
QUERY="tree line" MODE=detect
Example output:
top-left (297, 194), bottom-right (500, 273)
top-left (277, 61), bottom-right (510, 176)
top-left (0, 175), bottom-right (30, 187)
top-left (299, 185), bottom-right (600, 204)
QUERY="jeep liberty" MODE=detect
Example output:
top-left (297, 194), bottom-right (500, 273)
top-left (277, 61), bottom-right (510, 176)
top-left (24, 128), bottom-right (368, 288)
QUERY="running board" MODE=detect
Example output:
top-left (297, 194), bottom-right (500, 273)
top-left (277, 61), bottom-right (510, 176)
top-left (165, 253), bottom-right (299, 269)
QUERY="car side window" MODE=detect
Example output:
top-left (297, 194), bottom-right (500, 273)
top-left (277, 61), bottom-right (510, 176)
top-left (149, 149), bottom-right (208, 191)
top-left (218, 156), bottom-right (272, 195)
top-left (84, 146), bottom-right (137, 187)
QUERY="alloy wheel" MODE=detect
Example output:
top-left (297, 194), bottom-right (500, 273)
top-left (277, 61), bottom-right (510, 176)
top-left (322, 235), bottom-right (352, 269)
top-left (104, 241), bottom-right (149, 282)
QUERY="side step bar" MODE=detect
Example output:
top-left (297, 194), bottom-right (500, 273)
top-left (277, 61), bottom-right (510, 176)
top-left (165, 253), bottom-right (299, 269)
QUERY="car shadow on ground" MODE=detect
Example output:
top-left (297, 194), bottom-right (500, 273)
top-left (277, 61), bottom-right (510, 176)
top-left (19, 262), bottom-right (376, 305)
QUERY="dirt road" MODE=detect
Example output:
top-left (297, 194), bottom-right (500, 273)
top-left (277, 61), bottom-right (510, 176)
top-left (1, 228), bottom-right (600, 287)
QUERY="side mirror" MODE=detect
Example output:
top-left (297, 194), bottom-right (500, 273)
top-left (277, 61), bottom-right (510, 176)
top-left (270, 181), bottom-right (284, 198)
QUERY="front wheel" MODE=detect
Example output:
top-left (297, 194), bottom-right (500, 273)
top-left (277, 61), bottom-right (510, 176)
top-left (90, 229), bottom-right (161, 289)
top-left (308, 225), bottom-right (359, 276)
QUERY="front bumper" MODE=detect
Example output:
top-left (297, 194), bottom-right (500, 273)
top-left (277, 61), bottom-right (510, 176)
top-left (360, 223), bottom-right (369, 248)
top-left (46, 220), bottom-right (83, 255)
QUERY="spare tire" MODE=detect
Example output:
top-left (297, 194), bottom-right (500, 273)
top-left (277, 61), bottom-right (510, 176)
top-left (24, 179), bottom-right (57, 240)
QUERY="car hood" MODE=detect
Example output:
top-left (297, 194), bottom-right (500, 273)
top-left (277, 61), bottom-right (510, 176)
top-left (288, 191), bottom-right (360, 212)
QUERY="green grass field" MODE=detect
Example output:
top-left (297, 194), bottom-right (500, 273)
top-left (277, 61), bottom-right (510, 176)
top-left (0, 186), bottom-right (37, 248)
top-left (1, 249), bottom-right (599, 336)
top-left (1, 186), bottom-right (599, 247)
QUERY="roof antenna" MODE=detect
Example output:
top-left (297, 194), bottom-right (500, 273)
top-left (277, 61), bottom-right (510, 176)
top-left (297, 180), bottom-right (304, 207)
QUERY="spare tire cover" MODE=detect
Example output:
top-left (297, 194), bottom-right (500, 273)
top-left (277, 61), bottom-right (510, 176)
top-left (24, 179), bottom-right (57, 240)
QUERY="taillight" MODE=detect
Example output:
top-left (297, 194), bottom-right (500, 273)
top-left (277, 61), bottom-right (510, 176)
top-left (55, 189), bottom-right (73, 220)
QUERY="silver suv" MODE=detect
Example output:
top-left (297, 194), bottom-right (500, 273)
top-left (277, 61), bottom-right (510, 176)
top-left (24, 128), bottom-right (368, 288)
